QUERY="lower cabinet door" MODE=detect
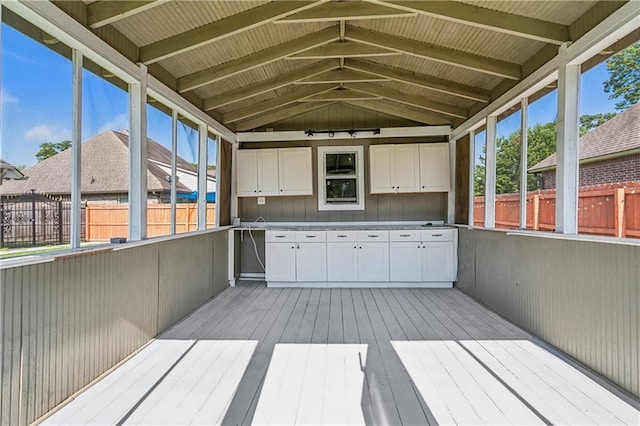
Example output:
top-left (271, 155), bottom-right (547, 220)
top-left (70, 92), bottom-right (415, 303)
top-left (266, 243), bottom-right (296, 282)
top-left (389, 242), bottom-right (422, 282)
top-left (296, 243), bottom-right (327, 282)
top-left (422, 242), bottom-right (454, 281)
top-left (327, 242), bottom-right (358, 281)
top-left (358, 243), bottom-right (389, 282)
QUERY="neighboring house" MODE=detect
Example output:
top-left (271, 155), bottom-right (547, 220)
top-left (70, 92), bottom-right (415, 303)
top-left (0, 160), bottom-right (25, 185)
top-left (0, 130), bottom-right (216, 203)
top-left (530, 103), bottom-right (640, 189)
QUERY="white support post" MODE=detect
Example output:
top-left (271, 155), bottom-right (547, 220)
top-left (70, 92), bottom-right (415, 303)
top-left (170, 109), bottom-right (178, 234)
top-left (519, 98), bottom-right (529, 229)
top-left (215, 135), bottom-right (221, 227)
top-left (468, 130), bottom-right (475, 226)
top-left (197, 124), bottom-right (208, 230)
top-left (556, 43), bottom-right (580, 234)
top-left (447, 138), bottom-right (456, 224)
top-left (231, 142), bottom-right (239, 222)
top-left (484, 116), bottom-right (497, 228)
top-left (71, 50), bottom-right (83, 249)
top-left (128, 63), bottom-right (148, 241)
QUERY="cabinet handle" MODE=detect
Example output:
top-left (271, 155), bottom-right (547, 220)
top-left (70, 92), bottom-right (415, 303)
top-left (432, 234), bottom-right (443, 237)
top-left (280, 189), bottom-right (283, 192)
top-left (291, 246), bottom-right (295, 249)
top-left (275, 235), bottom-right (286, 238)
top-left (359, 246), bottom-right (362, 249)
top-left (337, 234), bottom-right (348, 238)
top-left (354, 246), bottom-right (357, 249)
top-left (296, 243), bottom-right (300, 249)
top-left (422, 186), bottom-right (425, 188)
top-left (367, 235), bottom-right (379, 238)
top-left (400, 234), bottom-right (411, 237)
top-left (305, 235), bottom-right (316, 238)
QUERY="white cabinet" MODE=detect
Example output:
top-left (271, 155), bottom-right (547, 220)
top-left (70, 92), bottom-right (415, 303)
top-left (237, 147), bottom-right (312, 197)
top-left (265, 228), bottom-right (456, 287)
top-left (389, 242), bottom-right (422, 282)
top-left (419, 143), bottom-right (450, 192)
top-left (369, 144), bottom-right (420, 194)
top-left (422, 242), bottom-right (455, 282)
top-left (327, 242), bottom-right (358, 281)
top-left (296, 243), bottom-right (327, 282)
top-left (279, 147), bottom-right (313, 196)
top-left (358, 243), bottom-right (389, 282)
top-left (237, 149), bottom-right (279, 197)
top-left (265, 243), bottom-right (296, 282)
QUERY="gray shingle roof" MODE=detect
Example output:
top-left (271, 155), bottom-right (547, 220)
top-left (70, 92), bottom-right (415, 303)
top-left (530, 103), bottom-right (640, 172)
top-left (0, 130), bottom-right (193, 195)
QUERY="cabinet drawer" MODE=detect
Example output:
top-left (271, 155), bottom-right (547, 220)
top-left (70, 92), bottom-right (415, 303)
top-left (389, 230), bottom-right (421, 242)
top-left (357, 230), bottom-right (389, 242)
top-left (295, 231), bottom-right (326, 242)
top-left (266, 230), bottom-right (296, 242)
top-left (326, 231), bottom-right (358, 242)
top-left (421, 229), bottom-right (454, 241)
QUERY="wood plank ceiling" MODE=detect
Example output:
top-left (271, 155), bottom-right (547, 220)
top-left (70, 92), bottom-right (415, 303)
top-left (55, 0), bottom-right (620, 132)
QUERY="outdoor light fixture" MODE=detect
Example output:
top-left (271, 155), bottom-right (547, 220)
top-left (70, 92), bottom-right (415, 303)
top-left (304, 128), bottom-right (382, 138)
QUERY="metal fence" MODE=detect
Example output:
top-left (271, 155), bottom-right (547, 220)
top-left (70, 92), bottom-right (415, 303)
top-left (0, 191), bottom-right (85, 248)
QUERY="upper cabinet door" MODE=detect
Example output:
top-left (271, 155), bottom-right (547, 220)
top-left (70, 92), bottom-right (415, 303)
top-left (278, 147), bottom-right (313, 196)
top-left (258, 149), bottom-right (280, 196)
top-left (237, 150), bottom-right (259, 197)
top-left (393, 144), bottom-right (420, 193)
top-left (369, 145), bottom-right (395, 194)
top-left (419, 143), bottom-right (450, 192)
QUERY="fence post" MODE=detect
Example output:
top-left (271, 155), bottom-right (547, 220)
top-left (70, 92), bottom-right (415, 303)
top-left (31, 191), bottom-right (37, 246)
top-left (85, 204), bottom-right (90, 242)
top-left (532, 194), bottom-right (540, 231)
top-left (0, 197), bottom-right (4, 248)
top-left (614, 188), bottom-right (625, 238)
top-left (58, 201), bottom-right (63, 244)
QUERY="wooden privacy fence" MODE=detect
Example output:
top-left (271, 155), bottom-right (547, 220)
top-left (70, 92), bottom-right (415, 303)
top-left (474, 182), bottom-right (640, 238)
top-left (85, 203), bottom-right (216, 241)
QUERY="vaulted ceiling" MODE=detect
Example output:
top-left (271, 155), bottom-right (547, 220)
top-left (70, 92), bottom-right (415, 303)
top-left (51, 0), bottom-right (628, 132)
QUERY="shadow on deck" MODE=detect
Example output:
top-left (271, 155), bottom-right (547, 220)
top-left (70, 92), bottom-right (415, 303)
top-left (43, 282), bottom-right (640, 425)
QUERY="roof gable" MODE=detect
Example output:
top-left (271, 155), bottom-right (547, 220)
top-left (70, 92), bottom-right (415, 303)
top-left (530, 103), bottom-right (640, 172)
top-left (0, 131), bottom-right (193, 195)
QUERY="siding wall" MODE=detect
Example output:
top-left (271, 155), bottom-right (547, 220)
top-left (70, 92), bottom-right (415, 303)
top-left (0, 229), bottom-right (229, 425)
top-left (456, 228), bottom-right (639, 398)
top-left (239, 138), bottom-right (448, 223)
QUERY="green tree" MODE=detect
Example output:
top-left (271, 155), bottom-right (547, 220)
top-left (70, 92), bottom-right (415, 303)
top-left (603, 42), bottom-right (640, 111)
top-left (579, 112), bottom-right (617, 136)
top-left (35, 140), bottom-right (71, 162)
top-left (474, 121), bottom-right (557, 195)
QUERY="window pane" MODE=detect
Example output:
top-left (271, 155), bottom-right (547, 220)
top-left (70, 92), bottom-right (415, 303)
top-left (326, 153), bottom-right (356, 175)
top-left (326, 179), bottom-right (357, 202)
top-left (495, 108), bottom-right (522, 230)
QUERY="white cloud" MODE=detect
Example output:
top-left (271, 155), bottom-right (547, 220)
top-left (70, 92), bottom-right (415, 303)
top-left (24, 124), bottom-right (71, 142)
top-left (0, 90), bottom-right (19, 106)
top-left (97, 113), bottom-right (128, 134)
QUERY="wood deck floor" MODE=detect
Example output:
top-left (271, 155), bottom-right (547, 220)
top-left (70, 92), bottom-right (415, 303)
top-left (44, 283), bottom-right (639, 425)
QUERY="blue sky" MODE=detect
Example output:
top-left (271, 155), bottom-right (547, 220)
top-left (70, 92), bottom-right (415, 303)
top-left (1, 24), bottom-right (216, 168)
top-left (0, 22), bottom-right (620, 169)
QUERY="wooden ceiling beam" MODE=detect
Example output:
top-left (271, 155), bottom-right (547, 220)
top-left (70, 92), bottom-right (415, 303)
top-left (346, 82), bottom-right (468, 118)
top-left (177, 27), bottom-right (340, 93)
top-left (234, 102), bottom-right (337, 132)
top-left (345, 59), bottom-right (490, 103)
top-left (140, 1), bottom-right (328, 64)
top-left (295, 68), bottom-right (388, 84)
top-left (369, 0), bottom-right (570, 45)
top-left (274, 1), bottom-right (415, 23)
top-left (346, 26), bottom-right (522, 80)
top-left (343, 100), bottom-right (452, 125)
top-left (87, 1), bottom-right (165, 29)
top-left (300, 89), bottom-right (382, 101)
top-left (203, 60), bottom-right (339, 111)
top-left (222, 84), bottom-right (338, 124)
top-left (286, 40), bottom-right (400, 59)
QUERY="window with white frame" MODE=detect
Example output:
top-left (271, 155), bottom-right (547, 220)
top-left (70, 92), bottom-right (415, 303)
top-left (317, 146), bottom-right (365, 211)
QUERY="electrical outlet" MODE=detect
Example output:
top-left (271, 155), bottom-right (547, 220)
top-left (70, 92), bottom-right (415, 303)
top-left (257, 196), bottom-right (266, 205)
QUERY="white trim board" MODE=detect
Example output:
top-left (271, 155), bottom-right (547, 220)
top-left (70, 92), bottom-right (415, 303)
top-left (237, 126), bottom-right (451, 142)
